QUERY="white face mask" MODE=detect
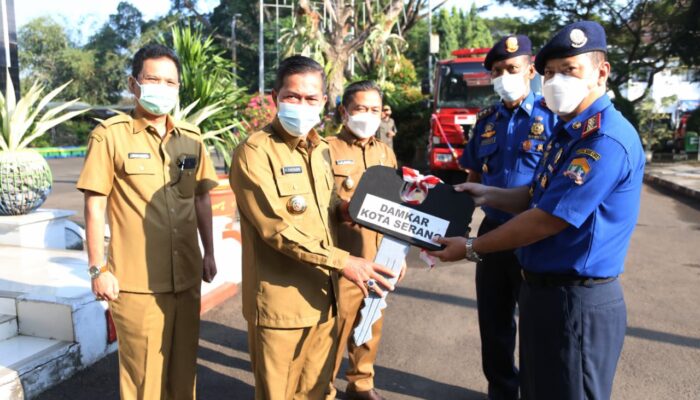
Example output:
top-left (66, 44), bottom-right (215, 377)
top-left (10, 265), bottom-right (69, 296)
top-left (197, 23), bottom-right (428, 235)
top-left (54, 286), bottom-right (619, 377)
top-left (135, 81), bottom-right (179, 116)
top-left (542, 73), bottom-right (595, 116)
top-left (277, 102), bottom-right (322, 137)
top-left (492, 72), bottom-right (527, 103)
top-left (345, 112), bottom-right (381, 139)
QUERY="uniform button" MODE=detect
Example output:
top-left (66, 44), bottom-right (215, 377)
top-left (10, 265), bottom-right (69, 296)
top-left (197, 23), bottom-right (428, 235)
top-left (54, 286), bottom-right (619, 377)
top-left (173, 228), bottom-right (178, 233)
top-left (170, 208), bottom-right (175, 213)
top-left (507, 147), bottom-right (512, 151)
top-left (174, 250), bottom-right (179, 255)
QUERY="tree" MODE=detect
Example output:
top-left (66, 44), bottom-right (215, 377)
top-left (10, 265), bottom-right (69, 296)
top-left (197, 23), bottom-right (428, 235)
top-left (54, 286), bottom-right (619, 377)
top-left (18, 17), bottom-right (70, 85)
top-left (496, 0), bottom-right (697, 128)
top-left (293, 0), bottom-right (437, 109)
top-left (435, 8), bottom-right (460, 60)
top-left (460, 4), bottom-right (492, 49)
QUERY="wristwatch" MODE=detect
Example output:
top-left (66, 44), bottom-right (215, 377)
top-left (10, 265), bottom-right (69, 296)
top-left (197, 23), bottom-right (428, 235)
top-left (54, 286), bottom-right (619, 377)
top-left (465, 238), bottom-right (482, 263)
top-left (88, 265), bottom-right (108, 280)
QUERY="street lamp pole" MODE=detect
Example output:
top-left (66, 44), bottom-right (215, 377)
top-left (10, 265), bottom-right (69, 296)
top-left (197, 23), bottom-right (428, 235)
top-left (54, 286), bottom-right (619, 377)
top-left (231, 13), bottom-right (241, 86)
top-left (427, 0), bottom-right (433, 94)
top-left (259, 0), bottom-right (265, 96)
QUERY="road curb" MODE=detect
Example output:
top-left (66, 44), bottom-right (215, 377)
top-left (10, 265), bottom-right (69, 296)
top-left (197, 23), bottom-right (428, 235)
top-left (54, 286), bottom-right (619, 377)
top-left (201, 283), bottom-right (239, 315)
top-left (644, 172), bottom-right (700, 201)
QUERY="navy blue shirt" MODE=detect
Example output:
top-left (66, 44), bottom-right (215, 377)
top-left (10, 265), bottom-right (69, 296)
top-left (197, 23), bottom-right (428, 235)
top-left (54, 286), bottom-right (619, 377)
top-left (461, 92), bottom-right (557, 223)
top-left (517, 94), bottom-right (645, 278)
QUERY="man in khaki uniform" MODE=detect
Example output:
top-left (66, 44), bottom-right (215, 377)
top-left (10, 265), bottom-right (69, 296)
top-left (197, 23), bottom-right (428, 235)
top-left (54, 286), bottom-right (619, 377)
top-left (78, 44), bottom-right (218, 400)
top-left (376, 105), bottom-right (397, 149)
top-left (229, 56), bottom-right (395, 400)
top-left (326, 81), bottom-right (403, 400)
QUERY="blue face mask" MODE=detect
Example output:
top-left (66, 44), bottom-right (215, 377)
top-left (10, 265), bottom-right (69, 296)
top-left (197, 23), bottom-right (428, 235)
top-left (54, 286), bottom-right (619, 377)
top-left (277, 102), bottom-right (322, 137)
top-left (135, 80), bottom-right (179, 116)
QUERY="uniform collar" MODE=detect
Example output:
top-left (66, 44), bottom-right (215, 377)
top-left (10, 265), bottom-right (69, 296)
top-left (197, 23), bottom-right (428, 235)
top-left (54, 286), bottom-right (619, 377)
top-left (497, 91), bottom-right (534, 118)
top-left (132, 114), bottom-right (178, 136)
top-left (338, 127), bottom-right (377, 147)
top-left (561, 94), bottom-right (612, 139)
top-left (271, 117), bottom-right (323, 150)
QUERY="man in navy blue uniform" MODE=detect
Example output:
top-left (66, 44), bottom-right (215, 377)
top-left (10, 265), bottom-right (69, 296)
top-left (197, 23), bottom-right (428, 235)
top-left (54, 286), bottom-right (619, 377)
top-left (431, 21), bottom-right (645, 400)
top-left (459, 34), bottom-right (556, 400)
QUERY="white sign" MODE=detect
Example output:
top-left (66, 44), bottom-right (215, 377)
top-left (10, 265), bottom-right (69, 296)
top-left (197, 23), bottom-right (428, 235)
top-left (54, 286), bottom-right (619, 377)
top-left (454, 114), bottom-right (476, 125)
top-left (430, 33), bottom-right (440, 54)
top-left (356, 194), bottom-right (449, 245)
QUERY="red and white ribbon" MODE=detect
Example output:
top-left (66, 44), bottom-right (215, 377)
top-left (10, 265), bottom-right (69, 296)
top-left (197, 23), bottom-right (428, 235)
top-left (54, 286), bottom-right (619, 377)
top-left (400, 167), bottom-right (443, 205)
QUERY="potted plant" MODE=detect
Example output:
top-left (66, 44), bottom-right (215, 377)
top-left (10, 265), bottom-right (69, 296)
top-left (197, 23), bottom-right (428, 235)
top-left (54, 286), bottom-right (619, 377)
top-left (0, 74), bottom-right (88, 215)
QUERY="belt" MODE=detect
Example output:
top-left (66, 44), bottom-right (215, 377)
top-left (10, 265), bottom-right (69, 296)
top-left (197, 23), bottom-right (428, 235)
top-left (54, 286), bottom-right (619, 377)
top-left (521, 270), bottom-right (617, 287)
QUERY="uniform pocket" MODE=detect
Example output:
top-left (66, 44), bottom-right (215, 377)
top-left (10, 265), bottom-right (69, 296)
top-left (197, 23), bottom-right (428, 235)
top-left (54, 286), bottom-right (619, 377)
top-left (477, 143), bottom-right (498, 174)
top-left (171, 154), bottom-right (198, 198)
top-left (124, 158), bottom-right (156, 175)
top-left (517, 140), bottom-right (546, 172)
top-left (174, 168), bottom-right (197, 198)
top-left (274, 174), bottom-right (311, 197)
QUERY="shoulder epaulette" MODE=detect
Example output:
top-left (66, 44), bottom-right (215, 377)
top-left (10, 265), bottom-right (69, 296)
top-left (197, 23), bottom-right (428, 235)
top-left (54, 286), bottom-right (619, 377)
top-left (476, 106), bottom-right (496, 121)
top-left (99, 114), bottom-right (131, 128)
top-left (175, 120), bottom-right (201, 135)
top-left (245, 129), bottom-right (273, 146)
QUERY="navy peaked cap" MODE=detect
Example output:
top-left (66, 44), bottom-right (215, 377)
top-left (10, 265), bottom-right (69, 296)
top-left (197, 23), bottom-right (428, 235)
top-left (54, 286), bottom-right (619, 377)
top-left (484, 34), bottom-right (532, 71)
top-left (535, 21), bottom-right (607, 74)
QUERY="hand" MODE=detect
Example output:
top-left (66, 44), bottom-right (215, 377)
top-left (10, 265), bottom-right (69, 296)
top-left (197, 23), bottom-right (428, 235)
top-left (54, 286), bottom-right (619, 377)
top-left (398, 260), bottom-right (407, 283)
top-left (453, 182), bottom-right (488, 206)
top-left (92, 272), bottom-right (120, 301)
top-left (202, 253), bottom-right (217, 283)
top-left (341, 256), bottom-right (397, 297)
top-left (427, 236), bottom-right (468, 262)
top-left (338, 200), bottom-right (352, 223)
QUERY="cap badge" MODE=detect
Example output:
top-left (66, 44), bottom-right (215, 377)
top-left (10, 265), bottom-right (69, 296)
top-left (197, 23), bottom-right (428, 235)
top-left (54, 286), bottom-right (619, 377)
top-left (505, 36), bottom-right (519, 53)
top-left (570, 28), bottom-right (588, 48)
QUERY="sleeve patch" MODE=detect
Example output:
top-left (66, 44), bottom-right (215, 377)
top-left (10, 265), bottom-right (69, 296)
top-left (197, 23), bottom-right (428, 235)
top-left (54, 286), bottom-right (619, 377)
top-left (562, 157), bottom-right (590, 185)
top-left (575, 148), bottom-right (601, 160)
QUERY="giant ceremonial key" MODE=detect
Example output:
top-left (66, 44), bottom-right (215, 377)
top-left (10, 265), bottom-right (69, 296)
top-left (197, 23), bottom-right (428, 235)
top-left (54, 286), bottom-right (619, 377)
top-left (348, 166), bottom-right (474, 345)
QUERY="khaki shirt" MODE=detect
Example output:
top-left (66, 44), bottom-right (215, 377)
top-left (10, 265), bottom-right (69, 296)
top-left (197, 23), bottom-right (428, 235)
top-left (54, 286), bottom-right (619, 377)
top-left (77, 114), bottom-right (218, 294)
top-left (377, 117), bottom-right (396, 148)
top-left (328, 129), bottom-right (398, 260)
top-left (229, 119), bottom-right (350, 329)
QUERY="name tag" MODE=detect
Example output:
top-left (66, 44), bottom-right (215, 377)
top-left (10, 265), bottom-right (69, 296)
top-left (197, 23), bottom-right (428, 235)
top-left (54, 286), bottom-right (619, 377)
top-left (335, 159), bottom-right (354, 165)
top-left (128, 152), bottom-right (151, 159)
top-left (282, 166), bottom-right (303, 175)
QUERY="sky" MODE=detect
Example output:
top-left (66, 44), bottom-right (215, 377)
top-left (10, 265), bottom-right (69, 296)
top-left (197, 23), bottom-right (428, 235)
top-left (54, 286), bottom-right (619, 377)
top-left (15, 0), bottom-right (530, 42)
top-left (14, 0), bottom-right (219, 43)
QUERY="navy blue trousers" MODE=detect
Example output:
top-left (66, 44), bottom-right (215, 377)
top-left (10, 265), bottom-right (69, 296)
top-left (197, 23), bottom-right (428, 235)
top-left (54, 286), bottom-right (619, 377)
top-left (476, 218), bottom-right (522, 400)
top-left (519, 278), bottom-right (627, 400)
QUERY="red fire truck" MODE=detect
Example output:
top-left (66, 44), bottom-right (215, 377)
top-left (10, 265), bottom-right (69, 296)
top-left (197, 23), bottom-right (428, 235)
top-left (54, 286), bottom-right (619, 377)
top-left (424, 47), bottom-right (541, 183)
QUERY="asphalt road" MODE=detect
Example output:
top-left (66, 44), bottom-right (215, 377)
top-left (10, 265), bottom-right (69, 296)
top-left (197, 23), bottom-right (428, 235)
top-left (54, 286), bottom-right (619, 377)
top-left (36, 158), bottom-right (700, 399)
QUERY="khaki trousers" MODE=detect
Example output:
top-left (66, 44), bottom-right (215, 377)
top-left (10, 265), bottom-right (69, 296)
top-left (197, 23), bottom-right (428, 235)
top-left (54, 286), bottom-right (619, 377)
top-left (326, 277), bottom-right (384, 399)
top-left (109, 285), bottom-right (201, 400)
top-left (248, 317), bottom-right (337, 400)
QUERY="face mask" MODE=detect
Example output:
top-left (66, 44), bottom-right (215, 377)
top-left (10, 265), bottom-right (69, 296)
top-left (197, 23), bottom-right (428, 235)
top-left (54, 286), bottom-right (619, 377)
top-left (346, 112), bottom-right (381, 139)
top-left (492, 72), bottom-right (527, 103)
top-left (542, 73), bottom-right (594, 116)
top-left (134, 81), bottom-right (179, 116)
top-left (277, 102), bottom-right (322, 137)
